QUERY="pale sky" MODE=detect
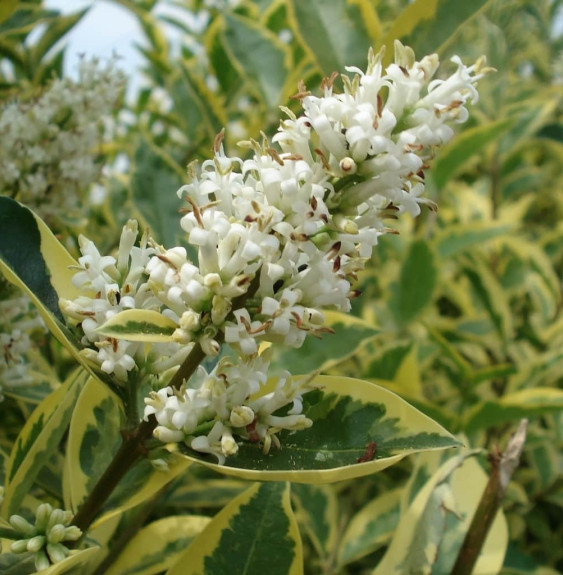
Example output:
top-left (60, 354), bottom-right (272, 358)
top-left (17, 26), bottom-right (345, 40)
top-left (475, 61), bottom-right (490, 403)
top-left (44, 0), bottom-right (145, 82)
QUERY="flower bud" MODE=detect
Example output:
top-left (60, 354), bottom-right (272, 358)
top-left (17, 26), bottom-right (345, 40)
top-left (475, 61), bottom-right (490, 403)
top-left (10, 539), bottom-right (30, 554)
top-left (47, 524), bottom-right (66, 544)
top-left (27, 535), bottom-right (46, 552)
top-left (46, 542), bottom-right (68, 563)
top-left (230, 405), bottom-right (255, 428)
top-left (34, 550), bottom-right (51, 572)
top-left (9, 514), bottom-right (34, 536)
top-left (64, 526), bottom-right (82, 542)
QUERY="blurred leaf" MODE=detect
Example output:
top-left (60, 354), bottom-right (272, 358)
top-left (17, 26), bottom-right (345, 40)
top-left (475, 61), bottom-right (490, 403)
top-left (29, 8), bottom-right (88, 69)
top-left (166, 482), bottom-right (303, 575)
top-left (464, 388), bottom-right (563, 433)
top-left (2, 369), bottom-right (88, 517)
top-left (374, 454), bottom-right (507, 574)
top-left (40, 548), bottom-right (101, 575)
top-left (463, 255), bottom-right (514, 342)
top-left (432, 119), bottom-right (515, 190)
top-left (106, 515), bottom-right (211, 575)
top-left (222, 12), bottom-right (289, 108)
top-left (131, 138), bottom-right (184, 247)
top-left (382, 0), bottom-right (492, 61)
top-left (292, 484), bottom-right (338, 560)
top-left (433, 222), bottom-right (513, 259)
top-left (390, 239), bottom-right (438, 327)
top-left (338, 488), bottom-right (401, 566)
top-left (0, 0), bottom-right (18, 26)
top-left (287, 0), bottom-right (377, 77)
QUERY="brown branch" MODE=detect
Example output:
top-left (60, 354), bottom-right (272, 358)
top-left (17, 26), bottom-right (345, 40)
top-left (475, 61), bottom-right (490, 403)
top-left (450, 419), bottom-right (528, 575)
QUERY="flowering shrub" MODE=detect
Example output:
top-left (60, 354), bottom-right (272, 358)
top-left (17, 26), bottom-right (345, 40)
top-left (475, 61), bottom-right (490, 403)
top-left (0, 1), bottom-right (561, 574)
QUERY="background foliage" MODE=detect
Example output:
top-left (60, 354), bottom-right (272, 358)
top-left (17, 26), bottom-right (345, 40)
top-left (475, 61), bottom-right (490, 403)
top-left (0, 0), bottom-right (562, 573)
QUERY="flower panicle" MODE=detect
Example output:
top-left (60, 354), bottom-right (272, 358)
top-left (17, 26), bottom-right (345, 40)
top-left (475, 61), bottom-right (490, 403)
top-left (60, 45), bottom-right (487, 462)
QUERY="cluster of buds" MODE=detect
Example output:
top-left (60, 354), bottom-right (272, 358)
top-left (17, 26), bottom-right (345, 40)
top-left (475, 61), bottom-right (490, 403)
top-left (62, 42), bottom-right (489, 462)
top-left (9, 504), bottom-right (82, 570)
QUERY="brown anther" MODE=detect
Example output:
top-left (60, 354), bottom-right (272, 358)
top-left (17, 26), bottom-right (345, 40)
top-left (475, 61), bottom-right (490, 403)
top-left (110, 337), bottom-right (119, 353)
top-left (314, 148), bottom-right (331, 171)
top-left (377, 94), bottom-right (383, 117)
top-left (417, 170), bottom-right (425, 180)
top-left (213, 128), bottom-right (225, 153)
top-left (320, 71), bottom-right (339, 91)
top-left (399, 65), bottom-right (409, 78)
top-left (290, 232), bottom-right (309, 242)
top-left (284, 154), bottom-right (303, 162)
top-left (290, 79), bottom-right (311, 100)
top-left (384, 227), bottom-right (400, 235)
top-left (311, 196), bottom-right (318, 211)
top-left (349, 290), bottom-right (362, 299)
top-left (333, 255), bottom-right (341, 273)
top-left (236, 276), bottom-right (251, 287)
top-left (185, 196), bottom-right (204, 227)
top-left (267, 147), bottom-right (284, 166)
top-left (95, 291), bottom-right (102, 299)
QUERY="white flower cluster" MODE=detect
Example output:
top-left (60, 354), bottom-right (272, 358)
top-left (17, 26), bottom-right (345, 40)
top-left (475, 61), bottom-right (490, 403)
top-left (62, 43), bottom-right (487, 462)
top-left (0, 282), bottom-right (45, 400)
top-left (9, 504), bottom-right (82, 571)
top-left (60, 221), bottom-right (190, 382)
top-left (0, 58), bottom-right (125, 217)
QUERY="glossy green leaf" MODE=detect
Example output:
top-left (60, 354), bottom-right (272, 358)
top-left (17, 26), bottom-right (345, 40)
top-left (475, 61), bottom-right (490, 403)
top-left (105, 515), bottom-right (211, 575)
top-left (64, 377), bottom-right (191, 519)
top-left (390, 239), bottom-right (438, 327)
top-left (131, 138), bottom-right (184, 248)
top-left (164, 479), bottom-right (248, 509)
top-left (63, 377), bottom-right (123, 511)
top-left (176, 375), bottom-right (460, 483)
top-left (463, 388), bottom-right (563, 433)
top-left (0, 197), bottom-right (79, 336)
top-left (288, 0), bottom-right (377, 77)
top-left (166, 482), bottom-right (303, 575)
top-left (338, 488), bottom-right (401, 566)
top-left (432, 119), bottom-right (515, 190)
top-left (292, 484), bottom-right (338, 560)
top-left (222, 12), bottom-right (289, 108)
top-left (271, 311), bottom-right (378, 375)
top-left (2, 369), bottom-right (88, 517)
top-left (382, 0), bottom-right (492, 61)
top-left (96, 309), bottom-right (177, 342)
top-left (374, 453), bottom-right (508, 574)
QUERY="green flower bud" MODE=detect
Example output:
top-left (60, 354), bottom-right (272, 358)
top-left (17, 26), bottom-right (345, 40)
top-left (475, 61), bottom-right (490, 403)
top-left (10, 539), bottom-right (30, 554)
top-left (9, 514), bottom-right (34, 536)
top-left (26, 534), bottom-right (46, 552)
top-left (35, 503), bottom-right (53, 531)
top-left (46, 509), bottom-right (65, 531)
top-left (64, 526), bottom-right (82, 541)
top-left (34, 550), bottom-right (51, 572)
top-left (47, 524), bottom-right (66, 544)
top-left (46, 542), bottom-right (69, 563)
